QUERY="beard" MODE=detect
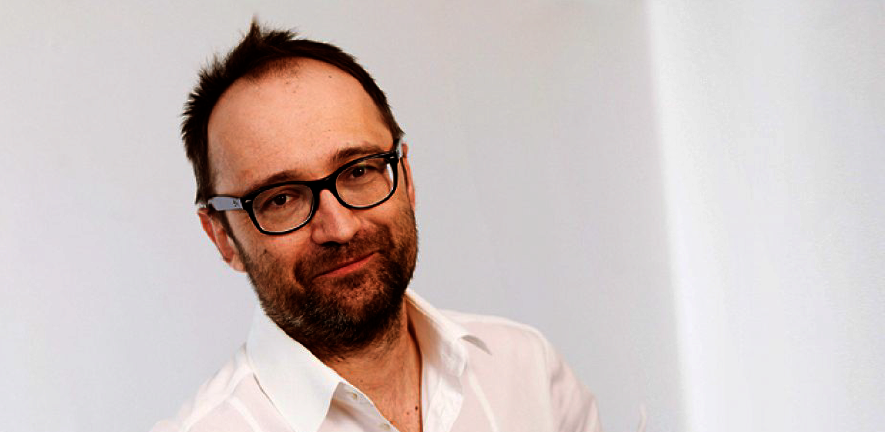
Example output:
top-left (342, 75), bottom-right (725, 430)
top-left (240, 206), bottom-right (418, 362)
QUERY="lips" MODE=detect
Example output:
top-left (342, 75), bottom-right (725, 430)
top-left (313, 252), bottom-right (376, 279)
top-left (293, 228), bottom-right (393, 285)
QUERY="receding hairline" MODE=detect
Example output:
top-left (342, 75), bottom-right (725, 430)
top-left (206, 56), bottom-right (393, 191)
top-left (240, 56), bottom-right (304, 82)
top-left (211, 56), bottom-right (387, 131)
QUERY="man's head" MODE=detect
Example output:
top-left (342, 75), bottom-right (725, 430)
top-left (182, 22), bottom-right (418, 361)
top-left (182, 21), bottom-right (404, 206)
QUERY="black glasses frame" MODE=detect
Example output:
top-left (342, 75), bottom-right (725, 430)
top-left (206, 140), bottom-right (402, 235)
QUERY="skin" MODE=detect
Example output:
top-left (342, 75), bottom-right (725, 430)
top-left (198, 59), bottom-right (422, 432)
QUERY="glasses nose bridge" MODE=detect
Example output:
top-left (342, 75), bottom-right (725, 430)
top-left (310, 173), bottom-right (349, 209)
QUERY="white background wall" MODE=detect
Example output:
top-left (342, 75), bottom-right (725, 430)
top-left (1, 2), bottom-right (881, 432)
top-left (648, 1), bottom-right (885, 431)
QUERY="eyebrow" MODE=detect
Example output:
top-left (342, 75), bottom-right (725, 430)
top-left (240, 142), bottom-right (389, 195)
top-left (330, 143), bottom-right (388, 167)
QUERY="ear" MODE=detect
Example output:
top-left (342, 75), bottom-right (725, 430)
top-left (198, 208), bottom-right (246, 272)
top-left (400, 142), bottom-right (416, 208)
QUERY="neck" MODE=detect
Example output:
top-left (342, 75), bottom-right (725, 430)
top-left (325, 301), bottom-right (423, 431)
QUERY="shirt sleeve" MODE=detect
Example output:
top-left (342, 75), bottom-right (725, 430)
top-left (544, 337), bottom-right (602, 432)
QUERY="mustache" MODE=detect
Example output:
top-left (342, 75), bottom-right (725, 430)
top-left (293, 228), bottom-right (392, 283)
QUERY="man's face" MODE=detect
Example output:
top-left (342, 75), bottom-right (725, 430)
top-left (202, 59), bottom-right (418, 360)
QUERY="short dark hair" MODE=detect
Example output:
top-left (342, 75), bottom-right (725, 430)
top-left (181, 20), bottom-right (404, 205)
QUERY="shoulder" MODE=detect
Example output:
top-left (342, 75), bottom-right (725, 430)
top-left (442, 310), bottom-right (602, 431)
top-left (150, 347), bottom-right (270, 432)
top-left (443, 309), bottom-right (550, 344)
top-left (441, 309), bottom-right (557, 365)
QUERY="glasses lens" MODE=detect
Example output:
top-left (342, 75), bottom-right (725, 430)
top-left (336, 156), bottom-right (396, 207)
top-left (252, 184), bottom-right (313, 232)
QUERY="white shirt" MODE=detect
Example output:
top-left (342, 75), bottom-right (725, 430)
top-left (151, 291), bottom-right (601, 432)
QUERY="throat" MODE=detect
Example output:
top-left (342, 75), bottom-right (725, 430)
top-left (326, 309), bottom-right (424, 431)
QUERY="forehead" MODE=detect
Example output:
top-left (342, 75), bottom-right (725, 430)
top-left (207, 59), bottom-right (392, 194)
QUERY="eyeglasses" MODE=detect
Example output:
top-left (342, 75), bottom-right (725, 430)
top-left (205, 140), bottom-right (402, 235)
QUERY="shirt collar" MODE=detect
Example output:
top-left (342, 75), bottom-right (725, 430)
top-left (405, 291), bottom-right (490, 377)
top-left (246, 307), bottom-right (342, 432)
top-left (245, 290), bottom-right (489, 432)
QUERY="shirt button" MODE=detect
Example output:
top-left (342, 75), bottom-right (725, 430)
top-left (349, 392), bottom-right (359, 401)
top-left (379, 424), bottom-right (391, 431)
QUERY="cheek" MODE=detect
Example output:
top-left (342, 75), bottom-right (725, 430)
top-left (237, 227), bottom-right (310, 269)
top-left (225, 211), bottom-right (259, 238)
top-left (256, 237), bottom-right (306, 263)
top-left (381, 186), bottom-right (415, 217)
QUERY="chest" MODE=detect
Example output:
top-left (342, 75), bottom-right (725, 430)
top-left (317, 373), bottom-right (553, 432)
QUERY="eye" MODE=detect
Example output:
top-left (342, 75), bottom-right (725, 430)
top-left (342, 160), bottom-right (385, 181)
top-left (254, 185), bottom-right (310, 215)
top-left (349, 166), bottom-right (367, 178)
top-left (270, 193), bottom-right (291, 206)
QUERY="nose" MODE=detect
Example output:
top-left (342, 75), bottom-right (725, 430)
top-left (309, 189), bottom-right (361, 245)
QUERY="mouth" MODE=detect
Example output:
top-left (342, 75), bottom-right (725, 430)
top-left (313, 252), bottom-right (377, 280)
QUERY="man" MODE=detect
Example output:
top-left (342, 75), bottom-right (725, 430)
top-left (153, 21), bottom-right (600, 432)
